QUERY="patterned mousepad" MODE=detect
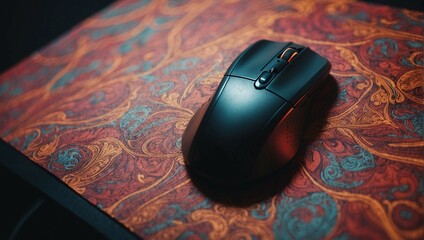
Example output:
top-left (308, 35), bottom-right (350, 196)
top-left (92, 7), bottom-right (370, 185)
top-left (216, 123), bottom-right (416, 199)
top-left (0, 0), bottom-right (423, 239)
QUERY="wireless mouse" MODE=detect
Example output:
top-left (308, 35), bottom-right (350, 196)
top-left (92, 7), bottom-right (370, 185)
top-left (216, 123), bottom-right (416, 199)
top-left (182, 39), bottom-right (331, 185)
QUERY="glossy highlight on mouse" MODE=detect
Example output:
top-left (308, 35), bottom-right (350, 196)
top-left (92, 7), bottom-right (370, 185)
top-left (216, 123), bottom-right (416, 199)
top-left (182, 39), bottom-right (331, 186)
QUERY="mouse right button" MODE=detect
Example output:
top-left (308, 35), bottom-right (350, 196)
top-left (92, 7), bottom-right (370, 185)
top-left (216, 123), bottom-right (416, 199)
top-left (266, 48), bottom-right (331, 106)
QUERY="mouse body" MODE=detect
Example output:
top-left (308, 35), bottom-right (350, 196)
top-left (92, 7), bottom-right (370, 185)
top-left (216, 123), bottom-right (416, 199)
top-left (182, 39), bottom-right (331, 185)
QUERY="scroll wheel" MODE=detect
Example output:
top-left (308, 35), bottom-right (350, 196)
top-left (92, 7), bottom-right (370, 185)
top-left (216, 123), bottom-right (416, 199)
top-left (279, 48), bottom-right (298, 62)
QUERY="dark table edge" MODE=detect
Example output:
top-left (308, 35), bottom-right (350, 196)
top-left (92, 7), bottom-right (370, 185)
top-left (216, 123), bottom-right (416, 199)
top-left (0, 139), bottom-right (141, 240)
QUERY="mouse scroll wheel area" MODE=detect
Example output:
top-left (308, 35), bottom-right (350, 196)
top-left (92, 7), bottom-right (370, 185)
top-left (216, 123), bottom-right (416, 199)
top-left (270, 48), bottom-right (299, 74)
top-left (254, 47), bottom-right (300, 89)
top-left (279, 48), bottom-right (299, 62)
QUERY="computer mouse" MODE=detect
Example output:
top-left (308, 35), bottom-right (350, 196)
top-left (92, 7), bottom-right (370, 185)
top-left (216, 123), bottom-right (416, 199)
top-left (182, 39), bottom-right (331, 186)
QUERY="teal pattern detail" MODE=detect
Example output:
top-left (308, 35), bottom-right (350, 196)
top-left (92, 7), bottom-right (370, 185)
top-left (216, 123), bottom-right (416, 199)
top-left (22, 131), bottom-right (38, 150)
top-left (333, 233), bottom-right (350, 240)
top-left (51, 61), bottom-right (100, 90)
top-left (340, 145), bottom-right (375, 171)
top-left (142, 75), bottom-right (157, 83)
top-left (400, 12), bottom-right (423, 27)
top-left (125, 61), bottom-right (154, 74)
top-left (337, 89), bottom-right (348, 104)
top-left (0, 66), bottom-right (62, 97)
top-left (177, 231), bottom-right (207, 240)
top-left (273, 192), bottom-right (338, 240)
top-left (137, 117), bottom-right (175, 136)
top-left (162, 58), bottom-right (200, 75)
top-left (40, 125), bottom-right (56, 135)
top-left (0, 82), bottom-right (11, 95)
top-left (120, 43), bottom-right (133, 54)
top-left (412, 114), bottom-right (423, 137)
top-left (320, 145), bottom-right (374, 189)
top-left (0, 82), bottom-right (22, 97)
top-left (119, 27), bottom-right (155, 54)
top-left (339, 76), bottom-right (365, 88)
top-left (90, 91), bottom-right (105, 105)
top-left (150, 81), bottom-right (174, 96)
top-left (400, 210), bottom-right (413, 220)
top-left (155, 16), bottom-right (176, 25)
top-left (392, 105), bottom-right (424, 137)
top-left (91, 21), bottom-right (138, 40)
top-left (102, 0), bottom-right (150, 18)
top-left (250, 202), bottom-right (271, 220)
top-left (175, 137), bottom-right (182, 149)
top-left (402, 41), bottom-right (423, 66)
top-left (11, 87), bottom-right (23, 96)
top-left (143, 61), bottom-right (154, 71)
top-left (168, 0), bottom-right (189, 7)
top-left (407, 41), bottom-right (422, 48)
top-left (120, 106), bottom-right (151, 140)
top-left (144, 199), bottom-right (211, 235)
top-left (387, 184), bottom-right (409, 200)
top-left (352, 12), bottom-right (369, 21)
top-left (368, 38), bottom-right (398, 58)
top-left (54, 148), bottom-right (81, 170)
top-left (400, 58), bottom-right (414, 67)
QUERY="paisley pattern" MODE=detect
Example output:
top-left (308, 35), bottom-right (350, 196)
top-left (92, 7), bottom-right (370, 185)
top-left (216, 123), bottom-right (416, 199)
top-left (0, 0), bottom-right (423, 239)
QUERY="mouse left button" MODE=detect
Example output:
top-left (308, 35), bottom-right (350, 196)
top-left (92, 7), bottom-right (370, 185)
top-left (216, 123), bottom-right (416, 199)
top-left (225, 40), bottom-right (290, 80)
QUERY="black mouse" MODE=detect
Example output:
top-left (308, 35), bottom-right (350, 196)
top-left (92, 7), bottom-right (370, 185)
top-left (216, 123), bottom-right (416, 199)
top-left (182, 39), bottom-right (331, 185)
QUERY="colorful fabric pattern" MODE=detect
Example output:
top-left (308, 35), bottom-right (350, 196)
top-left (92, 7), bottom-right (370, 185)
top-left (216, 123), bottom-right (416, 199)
top-left (0, 0), bottom-right (423, 239)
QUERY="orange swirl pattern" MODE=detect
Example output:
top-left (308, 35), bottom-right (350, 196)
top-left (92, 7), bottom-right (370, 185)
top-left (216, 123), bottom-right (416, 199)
top-left (0, 0), bottom-right (423, 239)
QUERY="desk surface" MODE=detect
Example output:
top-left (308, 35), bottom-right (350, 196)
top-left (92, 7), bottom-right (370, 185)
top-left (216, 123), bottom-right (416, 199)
top-left (1, 0), bottom-right (423, 239)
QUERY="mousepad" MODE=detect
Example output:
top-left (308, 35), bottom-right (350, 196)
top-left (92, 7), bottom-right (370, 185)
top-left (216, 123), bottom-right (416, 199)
top-left (0, 0), bottom-right (423, 239)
